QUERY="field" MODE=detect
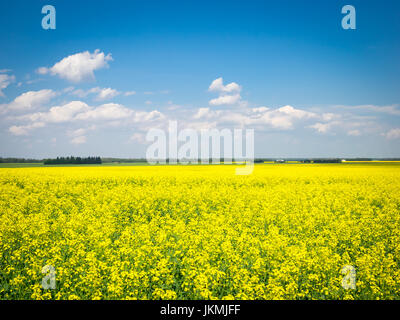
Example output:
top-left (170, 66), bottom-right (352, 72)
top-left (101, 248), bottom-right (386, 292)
top-left (0, 163), bottom-right (149, 168)
top-left (0, 164), bottom-right (399, 300)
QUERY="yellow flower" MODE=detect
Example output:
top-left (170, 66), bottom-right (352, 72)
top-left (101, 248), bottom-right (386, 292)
top-left (0, 163), bottom-right (399, 299)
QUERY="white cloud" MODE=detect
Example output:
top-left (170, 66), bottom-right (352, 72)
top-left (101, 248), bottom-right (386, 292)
top-left (94, 88), bottom-right (120, 101)
top-left (12, 100), bottom-right (164, 133)
top-left (308, 119), bottom-right (368, 135)
top-left (75, 103), bottom-right (132, 121)
top-left (70, 87), bottom-right (120, 101)
top-left (209, 94), bottom-right (241, 106)
top-left (1, 89), bottom-right (56, 112)
top-left (235, 106), bottom-right (316, 130)
top-left (250, 106), bottom-right (316, 130)
top-left (208, 77), bottom-right (246, 107)
top-left (0, 71), bottom-right (16, 97)
top-left (193, 107), bottom-right (220, 119)
top-left (133, 110), bottom-right (164, 123)
top-left (277, 105), bottom-right (316, 119)
top-left (208, 77), bottom-right (241, 94)
top-left (7, 100), bottom-right (163, 138)
top-left (9, 122), bottom-right (45, 136)
top-left (193, 105), bottom-right (317, 130)
top-left (37, 49), bottom-right (113, 82)
top-left (308, 122), bottom-right (334, 133)
top-left (24, 101), bottom-right (91, 123)
top-left (385, 128), bottom-right (400, 139)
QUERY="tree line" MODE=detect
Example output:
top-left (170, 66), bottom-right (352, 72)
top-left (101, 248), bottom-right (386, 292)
top-left (0, 158), bottom-right (42, 163)
top-left (44, 156), bottom-right (102, 165)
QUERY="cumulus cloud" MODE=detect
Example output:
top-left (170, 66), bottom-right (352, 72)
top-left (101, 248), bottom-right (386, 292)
top-left (8, 100), bottom-right (164, 136)
top-left (1, 89), bottom-right (56, 113)
top-left (208, 77), bottom-right (247, 107)
top-left (22, 101), bottom-right (91, 123)
top-left (37, 49), bottom-right (113, 82)
top-left (246, 106), bottom-right (316, 129)
top-left (277, 105), bottom-right (316, 119)
top-left (95, 88), bottom-right (120, 100)
top-left (193, 105), bottom-right (317, 130)
top-left (209, 94), bottom-right (242, 106)
top-left (75, 103), bottom-right (133, 121)
top-left (0, 71), bottom-right (15, 97)
top-left (208, 77), bottom-right (241, 94)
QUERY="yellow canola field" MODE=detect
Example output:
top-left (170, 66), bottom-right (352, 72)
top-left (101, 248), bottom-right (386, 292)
top-left (0, 164), bottom-right (399, 300)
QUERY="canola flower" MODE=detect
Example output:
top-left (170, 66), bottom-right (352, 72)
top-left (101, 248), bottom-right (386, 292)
top-left (0, 164), bottom-right (399, 300)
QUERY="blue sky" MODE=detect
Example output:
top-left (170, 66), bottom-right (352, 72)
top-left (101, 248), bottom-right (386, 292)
top-left (0, 0), bottom-right (399, 158)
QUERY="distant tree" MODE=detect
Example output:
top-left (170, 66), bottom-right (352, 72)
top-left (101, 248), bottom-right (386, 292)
top-left (313, 159), bottom-right (341, 163)
top-left (0, 157), bottom-right (42, 163)
top-left (44, 156), bottom-right (102, 165)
